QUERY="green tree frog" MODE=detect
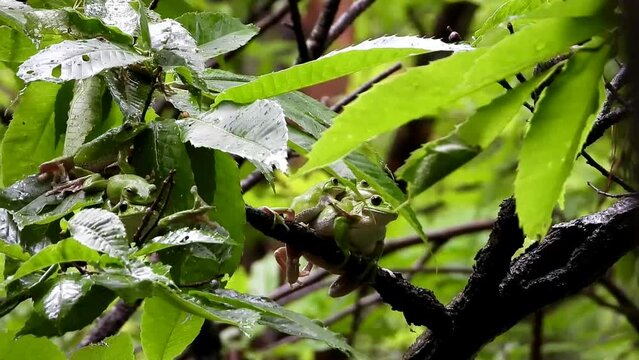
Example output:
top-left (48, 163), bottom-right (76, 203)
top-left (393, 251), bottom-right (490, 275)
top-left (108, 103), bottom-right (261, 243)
top-left (84, 174), bottom-right (157, 208)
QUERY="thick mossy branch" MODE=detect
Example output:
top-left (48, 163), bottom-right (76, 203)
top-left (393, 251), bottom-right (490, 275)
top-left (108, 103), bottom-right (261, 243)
top-left (405, 197), bottom-right (639, 360)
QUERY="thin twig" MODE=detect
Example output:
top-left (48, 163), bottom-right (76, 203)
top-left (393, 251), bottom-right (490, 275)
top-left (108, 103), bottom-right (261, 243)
top-left (530, 311), bottom-right (544, 360)
top-left (587, 181), bottom-right (637, 198)
top-left (306, 0), bottom-right (341, 59)
top-left (331, 63), bottom-right (402, 113)
top-left (581, 150), bottom-right (636, 192)
top-left (133, 170), bottom-right (176, 247)
top-left (287, 0), bottom-right (310, 63)
top-left (325, 0), bottom-right (376, 49)
top-left (599, 277), bottom-right (639, 332)
top-left (497, 79), bottom-right (534, 112)
top-left (240, 170), bottom-right (266, 193)
top-left (148, 0), bottom-right (159, 10)
top-left (347, 287), bottom-right (368, 345)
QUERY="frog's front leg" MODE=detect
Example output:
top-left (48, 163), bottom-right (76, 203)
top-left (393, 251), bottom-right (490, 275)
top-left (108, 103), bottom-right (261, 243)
top-left (260, 207), bottom-right (295, 230)
top-left (117, 148), bottom-right (135, 174)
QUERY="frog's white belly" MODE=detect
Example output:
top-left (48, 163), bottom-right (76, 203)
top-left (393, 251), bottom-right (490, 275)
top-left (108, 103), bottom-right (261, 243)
top-left (346, 224), bottom-right (386, 255)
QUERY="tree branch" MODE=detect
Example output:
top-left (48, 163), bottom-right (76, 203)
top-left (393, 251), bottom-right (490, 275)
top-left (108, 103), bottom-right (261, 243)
top-left (405, 197), bottom-right (639, 359)
top-left (306, 0), bottom-right (341, 59)
top-left (324, 0), bottom-right (376, 50)
top-left (287, 0), bottom-right (311, 63)
top-left (331, 63), bottom-right (402, 113)
top-left (78, 299), bottom-right (142, 348)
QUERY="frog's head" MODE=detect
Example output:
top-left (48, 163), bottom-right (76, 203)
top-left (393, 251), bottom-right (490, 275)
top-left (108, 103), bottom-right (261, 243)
top-left (122, 180), bottom-right (157, 205)
top-left (356, 180), bottom-right (379, 199)
top-left (322, 177), bottom-right (348, 198)
top-left (363, 195), bottom-right (398, 225)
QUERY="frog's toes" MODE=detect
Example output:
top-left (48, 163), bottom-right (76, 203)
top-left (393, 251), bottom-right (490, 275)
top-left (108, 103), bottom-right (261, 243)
top-left (260, 207), bottom-right (290, 231)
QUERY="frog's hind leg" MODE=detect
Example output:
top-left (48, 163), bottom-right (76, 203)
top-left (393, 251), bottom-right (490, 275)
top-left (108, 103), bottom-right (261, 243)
top-left (298, 260), bottom-right (313, 278)
top-left (274, 245), bottom-right (303, 285)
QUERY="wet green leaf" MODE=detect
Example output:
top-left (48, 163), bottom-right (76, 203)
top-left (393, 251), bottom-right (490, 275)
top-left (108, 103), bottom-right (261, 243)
top-left (68, 208), bottom-right (129, 258)
top-left (0, 334), bottom-right (65, 360)
top-left (11, 239), bottom-right (100, 280)
top-left (141, 296), bottom-right (204, 360)
top-left (71, 333), bottom-right (134, 360)
top-left (13, 192), bottom-right (103, 229)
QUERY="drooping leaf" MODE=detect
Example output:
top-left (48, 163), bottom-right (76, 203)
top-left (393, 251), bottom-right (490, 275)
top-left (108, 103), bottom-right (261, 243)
top-left (215, 36), bottom-right (472, 105)
top-left (19, 274), bottom-right (115, 336)
top-left (68, 208), bottom-right (129, 258)
top-left (0, 209), bottom-right (28, 261)
top-left (13, 192), bottom-right (103, 229)
top-left (176, 12), bottom-right (258, 59)
top-left (141, 296), bottom-right (204, 360)
top-left (0, 25), bottom-right (36, 69)
top-left (131, 120), bottom-right (196, 214)
top-left (102, 67), bottom-right (154, 122)
top-left (17, 39), bottom-right (148, 83)
top-left (299, 16), bottom-right (607, 174)
top-left (91, 262), bottom-right (171, 302)
top-left (11, 239), bottom-right (100, 281)
top-left (64, 77), bottom-right (107, 156)
top-left (149, 19), bottom-right (205, 70)
top-left (397, 66), bottom-right (553, 195)
top-left (515, 43), bottom-right (610, 237)
top-left (1, 82), bottom-right (71, 186)
top-left (84, 0), bottom-right (140, 36)
top-left (178, 100), bottom-right (288, 177)
top-left (1, 335), bottom-right (65, 360)
top-left (0, 0), bottom-right (32, 31)
top-left (71, 333), bottom-right (134, 360)
top-left (153, 285), bottom-right (261, 334)
top-left (194, 289), bottom-right (357, 356)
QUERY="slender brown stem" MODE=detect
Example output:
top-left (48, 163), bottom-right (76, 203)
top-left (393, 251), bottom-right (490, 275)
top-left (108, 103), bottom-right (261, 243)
top-left (306, 0), bottom-right (342, 59)
top-left (325, 0), bottom-right (377, 49)
top-left (331, 63), bottom-right (402, 113)
top-left (287, 0), bottom-right (311, 63)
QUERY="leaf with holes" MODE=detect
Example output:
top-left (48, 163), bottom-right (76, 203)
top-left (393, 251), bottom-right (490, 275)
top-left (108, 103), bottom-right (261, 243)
top-left (135, 228), bottom-right (233, 256)
top-left (216, 36), bottom-right (472, 104)
top-left (17, 38), bottom-right (148, 83)
top-left (68, 208), bottom-right (129, 258)
top-left (178, 100), bottom-right (288, 179)
top-left (64, 77), bottom-right (107, 156)
top-left (0, 0), bottom-right (32, 31)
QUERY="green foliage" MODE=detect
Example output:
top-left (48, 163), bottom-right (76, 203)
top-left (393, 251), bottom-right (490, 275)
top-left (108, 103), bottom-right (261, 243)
top-left (141, 296), bottom-right (204, 360)
top-left (0, 0), bottom-right (629, 358)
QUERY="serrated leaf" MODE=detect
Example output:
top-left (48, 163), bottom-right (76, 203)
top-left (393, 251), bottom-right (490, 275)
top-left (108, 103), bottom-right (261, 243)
top-left (64, 77), bottom-right (107, 156)
top-left (473, 0), bottom-right (545, 40)
top-left (2, 335), bottom-right (65, 360)
top-left (194, 289), bottom-right (357, 356)
top-left (300, 16), bottom-right (607, 174)
top-left (515, 44), bottom-right (610, 237)
top-left (68, 208), bottom-right (129, 258)
top-left (141, 296), bottom-right (204, 360)
top-left (149, 19), bottom-right (204, 70)
top-left (132, 120), bottom-right (195, 214)
top-left (13, 192), bottom-right (103, 229)
top-left (0, 0), bottom-right (32, 31)
top-left (397, 66), bottom-right (552, 195)
top-left (136, 228), bottom-right (232, 256)
top-left (18, 39), bottom-right (148, 83)
top-left (176, 12), bottom-right (258, 59)
top-left (178, 100), bottom-right (288, 176)
top-left (85, 0), bottom-right (140, 36)
top-left (0, 25), bottom-right (36, 68)
top-left (1, 82), bottom-right (71, 186)
top-left (71, 333), bottom-right (134, 360)
top-left (11, 239), bottom-right (100, 281)
top-left (216, 36), bottom-right (472, 104)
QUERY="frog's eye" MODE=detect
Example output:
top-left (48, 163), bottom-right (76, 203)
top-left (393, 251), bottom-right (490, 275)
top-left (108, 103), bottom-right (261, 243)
top-left (124, 187), bottom-right (137, 195)
top-left (359, 180), bottom-right (369, 188)
top-left (370, 195), bottom-right (383, 206)
top-left (329, 178), bottom-right (339, 186)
